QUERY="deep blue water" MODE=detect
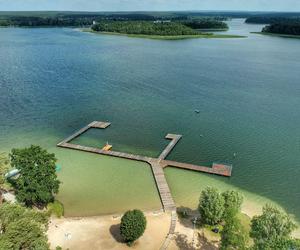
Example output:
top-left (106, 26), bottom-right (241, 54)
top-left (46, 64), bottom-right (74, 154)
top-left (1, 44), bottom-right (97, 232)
top-left (0, 19), bottom-right (300, 218)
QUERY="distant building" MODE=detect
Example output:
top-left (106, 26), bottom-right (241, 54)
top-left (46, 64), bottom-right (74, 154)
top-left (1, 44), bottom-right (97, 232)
top-left (92, 21), bottom-right (97, 25)
top-left (153, 20), bottom-right (171, 24)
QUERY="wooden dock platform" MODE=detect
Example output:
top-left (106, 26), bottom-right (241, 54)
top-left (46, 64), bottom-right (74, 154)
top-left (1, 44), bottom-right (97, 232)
top-left (57, 120), bottom-right (233, 249)
top-left (158, 134), bottom-right (182, 160)
top-left (150, 160), bottom-right (176, 211)
top-left (57, 121), bottom-right (232, 211)
top-left (160, 160), bottom-right (232, 177)
top-left (57, 121), bottom-right (111, 146)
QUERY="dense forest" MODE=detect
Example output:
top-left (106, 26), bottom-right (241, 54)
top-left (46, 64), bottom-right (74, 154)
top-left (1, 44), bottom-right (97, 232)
top-left (0, 12), bottom-right (229, 34)
top-left (262, 20), bottom-right (300, 36)
top-left (245, 14), bottom-right (300, 24)
top-left (182, 19), bottom-right (228, 30)
top-left (91, 21), bottom-right (200, 36)
top-left (0, 13), bottom-right (227, 28)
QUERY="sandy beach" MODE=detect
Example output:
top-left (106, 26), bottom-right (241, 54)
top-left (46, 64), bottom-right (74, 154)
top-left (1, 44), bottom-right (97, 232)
top-left (47, 211), bottom-right (171, 250)
top-left (47, 199), bottom-right (300, 250)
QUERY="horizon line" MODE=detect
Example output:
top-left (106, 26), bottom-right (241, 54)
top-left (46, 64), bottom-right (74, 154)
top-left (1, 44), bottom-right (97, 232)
top-left (1, 10), bottom-right (300, 13)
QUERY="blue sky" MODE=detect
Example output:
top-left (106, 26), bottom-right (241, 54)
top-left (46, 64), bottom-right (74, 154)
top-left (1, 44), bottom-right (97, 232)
top-left (0, 0), bottom-right (299, 12)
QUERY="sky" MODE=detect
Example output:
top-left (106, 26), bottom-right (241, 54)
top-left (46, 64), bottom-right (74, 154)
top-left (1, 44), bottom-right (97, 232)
top-left (0, 0), bottom-right (299, 12)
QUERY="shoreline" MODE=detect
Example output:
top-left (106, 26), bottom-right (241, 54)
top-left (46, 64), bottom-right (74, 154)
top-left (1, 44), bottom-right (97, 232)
top-left (47, 200), bottom-right (300, 250)
top-left (81, 28), bottom-right (246, 40)
top-left (252, 32), bottom-right (300, 39)
top-left (58, 195), bottom-right (300, 238)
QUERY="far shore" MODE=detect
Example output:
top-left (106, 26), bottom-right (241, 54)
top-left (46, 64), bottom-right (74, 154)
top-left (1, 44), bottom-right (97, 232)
top-left (252, 32), bottom-right (300, 39)
top-left (81, 28), bottom-right (246, 40)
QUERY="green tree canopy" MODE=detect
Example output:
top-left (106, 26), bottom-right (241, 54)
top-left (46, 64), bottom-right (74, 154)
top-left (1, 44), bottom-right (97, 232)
top-left (0, 203), bottom-right (49, 250)
top-left (198, 187), bottom-right (225, 225)
top-left (120, 209), bottom-right (147, 245)
top-left (10, 145), bottom-right (60, 207)
top-left (222, 190), bottom-right (243, 218)
top-left (0, 153), bottom-right (10, 188)
top-left (220, 215), bottom-right (247, 250)
top-left (250, 204), bottom-right (296, 250)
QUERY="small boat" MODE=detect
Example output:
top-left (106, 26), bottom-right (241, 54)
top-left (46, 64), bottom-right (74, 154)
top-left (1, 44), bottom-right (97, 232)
top-left (194, 109), bottom-right (200, 114)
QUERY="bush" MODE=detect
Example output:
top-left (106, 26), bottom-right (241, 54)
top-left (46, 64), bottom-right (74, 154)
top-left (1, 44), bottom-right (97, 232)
top-left (120, 209), bottom-right (146, 245)
top-left (48, 200), bottom-right (64, 218)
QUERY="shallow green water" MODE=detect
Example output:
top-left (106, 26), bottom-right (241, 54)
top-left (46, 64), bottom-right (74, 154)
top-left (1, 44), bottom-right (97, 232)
top-left (0, 19), bottom-right (300, 218)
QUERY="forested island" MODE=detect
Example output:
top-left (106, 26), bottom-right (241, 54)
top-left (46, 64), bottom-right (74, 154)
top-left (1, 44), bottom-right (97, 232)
top-left (90, 20), bottom-right (241, 39)
top-left (245, 14), bottom-right (300, 38)
top-left (91, 21), bottom-right (199, 36)
top-left (262, 21), bottom-right (300, 36)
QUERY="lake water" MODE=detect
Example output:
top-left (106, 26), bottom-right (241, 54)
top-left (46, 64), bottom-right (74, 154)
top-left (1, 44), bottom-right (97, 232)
top-left (0, 19), bottom-right (299, 218)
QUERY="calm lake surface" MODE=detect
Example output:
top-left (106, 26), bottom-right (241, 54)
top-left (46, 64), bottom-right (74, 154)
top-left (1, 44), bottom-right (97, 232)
top-left (0, 19), bottom-right (299, 218)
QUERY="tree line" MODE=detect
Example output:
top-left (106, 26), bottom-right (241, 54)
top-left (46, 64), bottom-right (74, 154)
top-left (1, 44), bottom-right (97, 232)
top-left (196, 187), bottom-right (300, 249)
top-left (181, 19), bottom-right (228, 29)
top-left (262, 20), bottom-right (300, 36)
top-left (245, 15), bottom-right (300, 24)
top-left (91, 21), bottom-right (201, 36)
top-left (0, 12), bottom-right (228, 29)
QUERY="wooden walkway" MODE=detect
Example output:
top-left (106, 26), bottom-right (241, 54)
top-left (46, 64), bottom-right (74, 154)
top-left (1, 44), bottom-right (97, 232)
top-left (158, 134), bottom-right (182, 160)
top-left (150, 160), bottom-right (176, 211)
top-left (57, 120), bottom-right (233, 249)
top-left (160, 160), bottom-right (232, 177)
top-left (57, 121), bottom-right (232, 211)
top-left (57, 121), bottom-right (111, 146)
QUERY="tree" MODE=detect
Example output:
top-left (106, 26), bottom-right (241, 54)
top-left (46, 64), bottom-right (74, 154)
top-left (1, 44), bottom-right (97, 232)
top-left (0, 218), bottom-right (49, 250)
top-left (0, 203), bottom-right (49, 250)
top-left (120, 209), bottom-right (146, 245)
top-left (220, 215), bottom-right (247, 250)
top-left (222, 190), bottom-right (243, 218)
top-left (10, 145), bottom-right (60, 207)
top-left (265, 238), bottom-right (300, 250)
top-left (250, 204), bottom-right (296, 250)
top-left (198, 187), bottom-right (225, 225)
top-left (0, 153), bottom-right (10, 188)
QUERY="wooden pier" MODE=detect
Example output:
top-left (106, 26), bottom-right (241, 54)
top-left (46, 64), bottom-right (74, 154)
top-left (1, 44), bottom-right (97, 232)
top-left (57, 120), bottom-right (232, 211)
top-left (158, 134), bottom-right (182, 160)
top-left (57, 121), bottom-right (111, 146)
top-left (57, 120), bottom-right (233, 249)
top-left (150, 160), bottom-right (176, 211)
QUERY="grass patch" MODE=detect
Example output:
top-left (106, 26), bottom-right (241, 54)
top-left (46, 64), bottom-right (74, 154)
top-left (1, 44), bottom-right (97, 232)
top-left (238, 212), bottom-right (254, 247)
top-left (82, 28), bottom-right (246, 40)
top-left (48, 200), bottom-right (64, 218)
